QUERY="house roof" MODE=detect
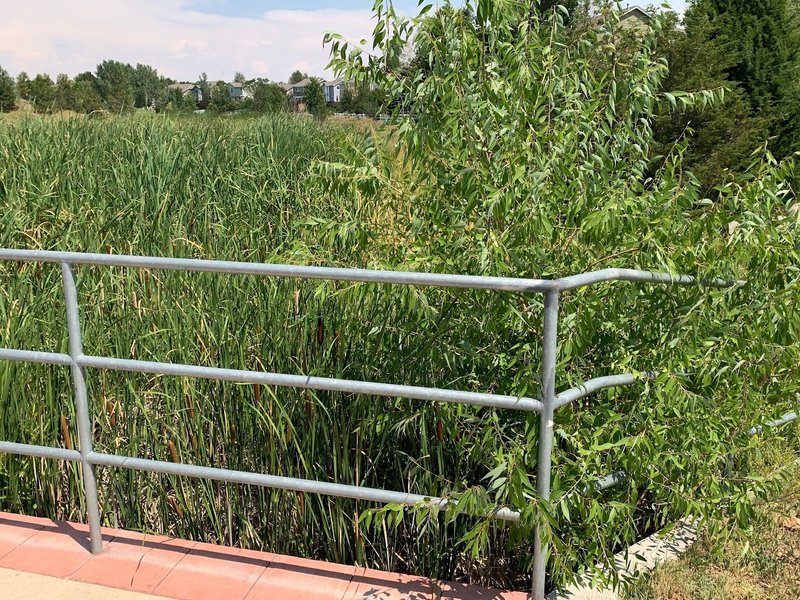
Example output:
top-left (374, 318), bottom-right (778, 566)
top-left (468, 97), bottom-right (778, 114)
top-left (168, 83), bottom-right (199, 93)
top-left (286, 78), bottom-right (313, 90)
top-left (208, 80), bottom-right (243, 89)
top-left (590, 6), bottom-right (652, 25)
top-left (324, 77), bottom-right (344, 87)
top-left (619, 7), bottom-right (651, 22)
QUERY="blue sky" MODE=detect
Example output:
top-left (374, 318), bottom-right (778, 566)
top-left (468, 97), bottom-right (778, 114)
top-left (188, 0), bottom-right (688, 19)
top-left (1, 1), bottom-right (690, 84)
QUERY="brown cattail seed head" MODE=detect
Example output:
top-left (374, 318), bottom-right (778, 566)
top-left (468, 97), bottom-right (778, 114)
top-left (60, 415), bottom-right (73, 450)
top-left (106, 399), bottom-right (116, 428)
top-left (168, 440), bottom-right (179, 463)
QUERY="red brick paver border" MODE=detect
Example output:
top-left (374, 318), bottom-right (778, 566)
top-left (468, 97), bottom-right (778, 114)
top-left (0, 512), bottom-right (528, 599)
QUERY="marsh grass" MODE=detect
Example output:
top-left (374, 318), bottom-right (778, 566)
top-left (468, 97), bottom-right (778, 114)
top-left (0, 114), bottom-right (538, 587)
top-left (2, 112), bottom-right (796, 592)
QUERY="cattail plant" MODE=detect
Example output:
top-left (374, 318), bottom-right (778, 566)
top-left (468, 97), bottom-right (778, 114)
top-left (59, 415), bottom-right (73, 450)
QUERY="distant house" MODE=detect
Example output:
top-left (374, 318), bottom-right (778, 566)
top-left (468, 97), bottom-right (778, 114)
top-left (208, 81), bottom-right (248, 101)
top-left (324, 78), bottom-right (345, 104)
top-left (613, 7), bottom-right (686, 34)
top-left (591, 6), bottom-right (654, 32)
top-left (230, 81), bottom-right (248, 101)
top-left (284, 78), bottom-right (312, 108)
top-left (167, 83), bottom-right (203, 103)
top-left (617, 7), bottom-right (652, 32)
top-left (284, 77), bottom-right (347, 108)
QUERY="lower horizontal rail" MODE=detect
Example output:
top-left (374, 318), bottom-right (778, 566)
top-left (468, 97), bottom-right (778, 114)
top-left (77, 354), bottom-right (544, 413)
top-left (87, 451), bottom-right (522, 522)
top-left (554, 373), bottom-right (649, 408)
top-left (0, 442), bottom-right (521, 522)
top-left (592, 471), bottom-right (628, 492)
top-left (589, 409), bottom-right (799, 493)
top-left (0, 348), bottom-right (73, 366)
top-left (0, 441), bottom-right (81, 462)
top-left (747, 411), bottom-right (798, 436)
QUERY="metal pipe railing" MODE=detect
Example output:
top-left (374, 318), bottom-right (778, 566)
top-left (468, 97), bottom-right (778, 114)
top-left (554, 373), bottom-right (655, 408)
top-left (0, 249), bottom-right (738, 600)
top-left (62, 262), bottom-right (104, 554)
top-left (0, 249), bottom-right (738, 293)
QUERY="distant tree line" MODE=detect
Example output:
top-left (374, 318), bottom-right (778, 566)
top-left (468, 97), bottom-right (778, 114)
top-left (5, 61), bottom-right (165, 114)
top-left (0, 60), bottom-right (294, 116)
top-left (0, 59), bottom-right (398, 120)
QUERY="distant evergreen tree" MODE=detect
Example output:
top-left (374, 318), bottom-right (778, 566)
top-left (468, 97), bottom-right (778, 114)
top-left (651, 9), bottom-right (771, 194)
top-left (29, 74), bottom-right (56, 112)
top-left (289, 70), bottom-right (307, 84)
top-left (696, 0), bottom-right (800, 158)
top-left (0, 66), bottom-right (16, 112)
top-left (55, 74), bottom-right (76, 111)
top-left (304, 77), bottom-right (328, 119)
top-left (15, 72), bottom-right (31, 101)
top-left (197, 73), bottom-right (210, 109)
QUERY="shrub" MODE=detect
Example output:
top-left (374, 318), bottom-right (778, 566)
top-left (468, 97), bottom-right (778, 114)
top-left (304, 77), bottom-right (328, 119)
top-left (208, 81), bottom-right (234, 113)
top-left (252, 81), bottom-right (289, 113)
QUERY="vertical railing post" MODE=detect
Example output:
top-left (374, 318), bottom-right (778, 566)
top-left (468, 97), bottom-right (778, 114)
top-left (62, 262), bottom-right (103, 554)
top-left (532, 289), bottom-right (559, 600)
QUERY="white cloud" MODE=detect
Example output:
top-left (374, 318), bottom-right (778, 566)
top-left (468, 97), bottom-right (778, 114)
top-left (0, 0), bottom-right (375, 82)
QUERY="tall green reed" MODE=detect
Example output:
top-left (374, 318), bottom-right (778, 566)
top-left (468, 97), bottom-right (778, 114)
top-left (0, 114), bottom-right (536, 588)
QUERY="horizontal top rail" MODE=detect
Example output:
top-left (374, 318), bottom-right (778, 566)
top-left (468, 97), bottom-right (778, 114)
top-left (0, 249), bottom-right (739, 293)
top-left (556, 268), bottom-right (742, 291)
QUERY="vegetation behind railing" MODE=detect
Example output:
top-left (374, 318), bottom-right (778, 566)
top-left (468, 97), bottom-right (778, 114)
top-left (0, 2), bottom-right (798, 595)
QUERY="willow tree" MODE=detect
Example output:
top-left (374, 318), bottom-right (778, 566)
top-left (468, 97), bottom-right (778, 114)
top-left (323, 0), bottom-right (798, 591)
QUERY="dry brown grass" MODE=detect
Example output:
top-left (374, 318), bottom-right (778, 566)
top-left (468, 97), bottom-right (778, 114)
top-left (0, 100), bottom-right (84, 122)
top-left (626, 459), bottom-right (800, 600)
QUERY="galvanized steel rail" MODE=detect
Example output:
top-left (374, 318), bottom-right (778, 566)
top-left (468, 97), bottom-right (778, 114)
top-left (0, 248), bottom-right (737, 599)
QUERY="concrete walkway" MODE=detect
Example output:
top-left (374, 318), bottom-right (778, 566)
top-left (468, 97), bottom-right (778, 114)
top-left (0, 567), bottom-right (170, 599)
top-left (0, 511), bottom-right (525, 599)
